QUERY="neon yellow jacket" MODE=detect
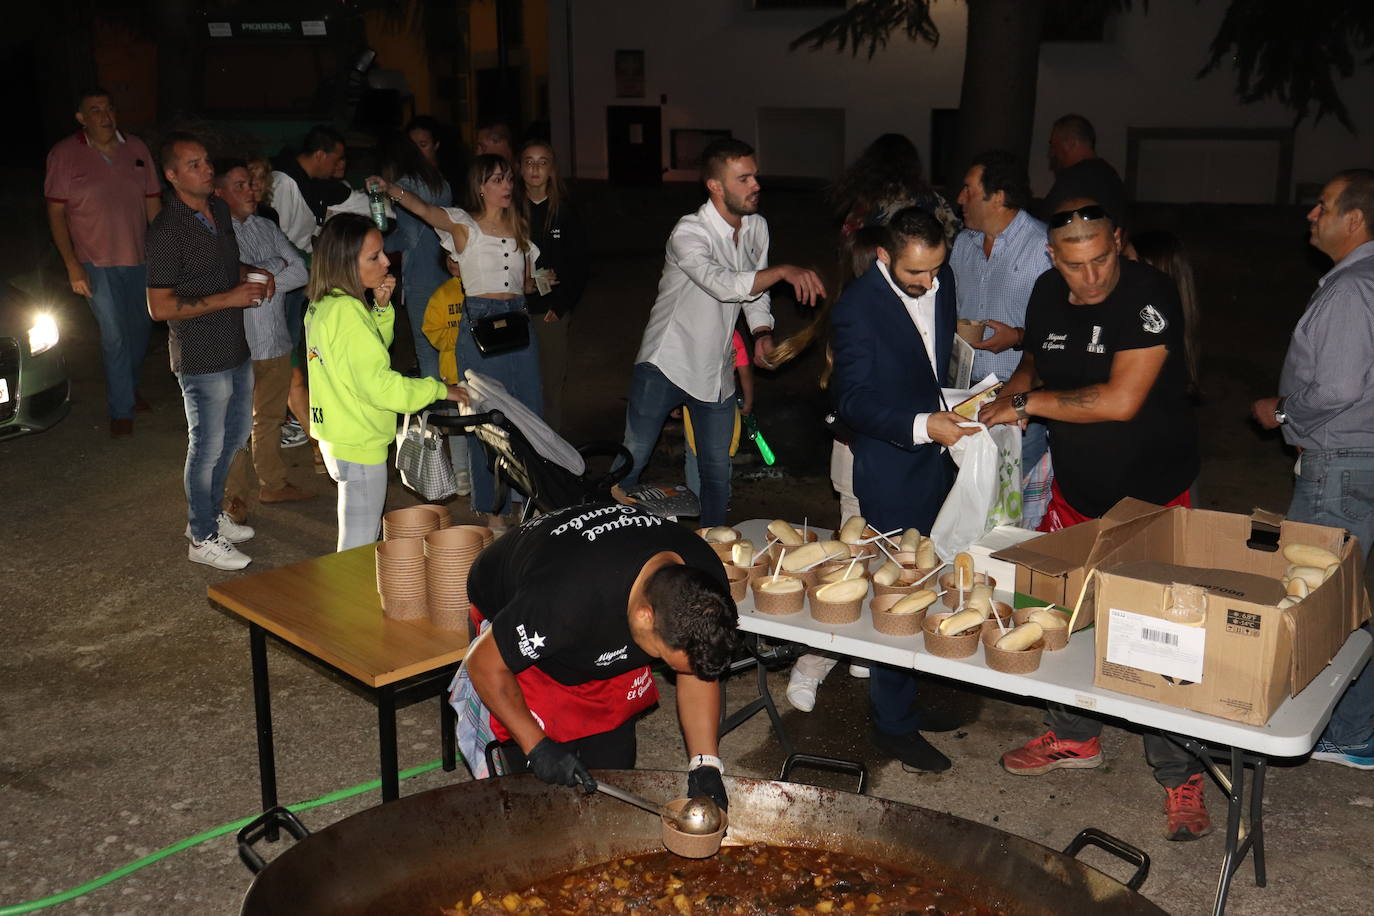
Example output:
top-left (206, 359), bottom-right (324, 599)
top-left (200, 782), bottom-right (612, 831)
top-left (422, 276), bottom-right (465, 384)
top-left (305, 290), bottom-right (447, 465)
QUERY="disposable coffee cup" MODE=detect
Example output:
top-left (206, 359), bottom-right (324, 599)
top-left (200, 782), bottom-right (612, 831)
top-left (246, 271), bottom-right (270, 305)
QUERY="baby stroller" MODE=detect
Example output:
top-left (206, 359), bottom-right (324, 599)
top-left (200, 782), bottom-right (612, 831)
top-left (426, 371), bottom-right (633, 518)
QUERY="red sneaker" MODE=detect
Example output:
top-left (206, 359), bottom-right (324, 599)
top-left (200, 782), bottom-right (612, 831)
top-left (1163, 774), bottom-right (1213, 841)
top-left (1001, 730), bottom-right (1103, 775)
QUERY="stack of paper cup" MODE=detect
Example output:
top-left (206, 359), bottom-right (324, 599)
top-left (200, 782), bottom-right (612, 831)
top-left (416, 504), bottom-right (452, 529)
top-left (375, 538), bottom-right (428, 620)
top-left (383, 506), bottom-right (442, 541)
top-left (450, 524), bottom-right (495, 549)
top-left (424, 527), bottom-right (487, 632)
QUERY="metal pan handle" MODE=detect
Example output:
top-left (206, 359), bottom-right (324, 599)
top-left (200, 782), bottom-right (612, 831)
top-left (779, 753), bottom-right (869, 795)
top-left (237, 806), bottom-right (311, 874)
top-left (1063, 827), bottom-right (1150, 891)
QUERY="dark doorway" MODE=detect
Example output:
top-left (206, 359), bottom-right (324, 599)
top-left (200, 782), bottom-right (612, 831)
top-left (607, 105), bottom-right (662, 186)
top-left (476, 66), bottom-right (524, 131)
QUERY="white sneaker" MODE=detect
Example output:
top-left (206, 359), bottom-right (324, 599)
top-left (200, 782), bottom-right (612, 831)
top-left (786, 670), bottom-right (821, 713)
top-left (280, 419), bottom-right (309, 449)
top-left (185, 512), bottom-right (255, 543)
top-left (189, 533), bottom-right (252, 570)
top-left (848, 664), bottom-right (871, 679)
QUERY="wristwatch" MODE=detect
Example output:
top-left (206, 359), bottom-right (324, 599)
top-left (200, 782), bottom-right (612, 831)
top-left (1012, 392), bottom-right (1030, 421)
top-left (1274, 398), bottom-right (1288, 426)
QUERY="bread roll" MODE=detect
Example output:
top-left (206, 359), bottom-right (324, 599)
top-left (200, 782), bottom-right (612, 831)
top-left (915, 539), bottom-right (937, 569)
top-left (995, 622), bottom-right (1044, 651)
top-left (937, 609), bottom-right (984, 636)
top-left (1028, 608), bottom-right (1068, 630)
top-left (757, 576), bottom-right (803, 593)
top-left (768, 520), bottom-right (805, 546)
top-left (873, 562), bottom-right (902, 586)
top-left (1282, 543), bottom-right (1340, 569)
top-left (899, 528), bottom-right (922, 553)
top-left (704, 525), bottom-right (738, 544)
top-left (1285, 565), bottom-right (1326, 590)
top-left (820, 565), bottom-right (865, 584)
top-left (889, 590), bottom-right (937, 615)
top-left (730, 541), bottom-right (755, 567)
top-left (839, 516), bottom-right (868, 545)
top-left (1284, 576), bottom-right (1309, 598)
top-left (815, 578), bottom-right (868, 602)
top-left (954, 553), bottom-right (975, 589)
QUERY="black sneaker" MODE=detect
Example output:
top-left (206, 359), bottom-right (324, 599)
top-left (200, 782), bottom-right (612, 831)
top-left (872, 729), bottom-right (951, 772)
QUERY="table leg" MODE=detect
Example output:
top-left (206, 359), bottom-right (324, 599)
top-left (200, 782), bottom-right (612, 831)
top-left (249, 625), bottom-right (279, 841)
top-left (440, 691), bottom-right (457, 772)
top-left (1250, 756), bottom-right (1267, 887)
top-left (1211, 748), bottom-right (1246, 916)
top-left (378, 685), bottom-right (400, 802)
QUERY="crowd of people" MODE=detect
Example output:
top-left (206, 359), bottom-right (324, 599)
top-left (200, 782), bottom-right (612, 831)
top-left (45, 86), bottom-right (1374, 835)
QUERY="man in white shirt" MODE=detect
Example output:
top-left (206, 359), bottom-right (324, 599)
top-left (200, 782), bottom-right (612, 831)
top-left (269, 125), bottom-right (350, 254)
top-left (620, 139), bottom-right (824, 526)
top-left (829, 206), bottom-right (976, 772)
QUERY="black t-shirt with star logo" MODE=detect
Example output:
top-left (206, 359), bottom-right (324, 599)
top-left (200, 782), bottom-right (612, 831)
top-left (1024, 258), bottom-right (1198, 517)
top-left (468, 503), bottom-right (727, 686)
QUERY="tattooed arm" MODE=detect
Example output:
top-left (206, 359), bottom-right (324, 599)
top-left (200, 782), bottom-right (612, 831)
top-left (146, 279), bottom-right (267, 321)
top-left (1029, 346), bottom-right (1168, 423)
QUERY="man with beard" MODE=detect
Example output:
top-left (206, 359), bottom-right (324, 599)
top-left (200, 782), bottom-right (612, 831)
top-left (830, 206), bottom-right (977, 772)
top-left (621, 139), bottom-right (824, 525)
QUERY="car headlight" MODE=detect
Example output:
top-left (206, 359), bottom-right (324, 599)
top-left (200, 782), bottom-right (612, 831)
top-left (28, 313), bottom-right (59, 355)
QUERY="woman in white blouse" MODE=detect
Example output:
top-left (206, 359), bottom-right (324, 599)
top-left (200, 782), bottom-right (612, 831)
top-left (369, 155), bottom-right (545, 530)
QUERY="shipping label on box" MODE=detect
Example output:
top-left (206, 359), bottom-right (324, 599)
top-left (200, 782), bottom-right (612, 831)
top-left (1105, 609), bottom-right (1206, 683)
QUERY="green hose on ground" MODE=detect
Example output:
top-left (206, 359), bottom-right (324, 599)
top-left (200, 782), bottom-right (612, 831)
top-left (0, 758), bottom-right (447, 916)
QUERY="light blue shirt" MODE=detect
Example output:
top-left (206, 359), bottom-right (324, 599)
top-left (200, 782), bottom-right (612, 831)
top-left (231, 213), bottom-right (309, 361)
top-left (950, 209), bottom-right (1051, 382)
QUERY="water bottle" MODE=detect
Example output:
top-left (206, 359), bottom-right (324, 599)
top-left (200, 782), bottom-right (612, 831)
top-left (367, 182), bottom-right (387, 231)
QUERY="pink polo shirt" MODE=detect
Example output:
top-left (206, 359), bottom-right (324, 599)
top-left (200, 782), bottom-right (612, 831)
top-left (44, 130), bottom-right (162, 267)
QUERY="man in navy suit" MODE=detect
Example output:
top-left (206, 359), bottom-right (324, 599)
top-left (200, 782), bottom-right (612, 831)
top-left (831, 207), bottom-right (978, 772)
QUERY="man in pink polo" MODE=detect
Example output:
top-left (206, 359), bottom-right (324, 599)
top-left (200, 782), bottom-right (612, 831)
top-left (44, 88), bottom-right (162, 437)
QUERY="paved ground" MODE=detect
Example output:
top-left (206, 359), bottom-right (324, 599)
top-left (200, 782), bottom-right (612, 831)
top-left (3, 178), bottom-right (1373, 915)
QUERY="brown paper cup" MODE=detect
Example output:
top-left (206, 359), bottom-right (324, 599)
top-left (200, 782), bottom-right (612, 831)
top-left (383, 507), bottom-right (441, 541)
top-left (956, 318), bottom-right (986, 344)
top-left (426, 526), bottom-right (486, 552)
top-left (939, 572), bottom-right (997, 609)
top-left (751, 577), bottom-right (805, 615)
top-left (869, 593), bottom-right (928, 636)
top-left (872, 578), bottom-right (922, 599)
top-left (923, 612), bottom-right (982, 658)
top-left (427, 596), bottom-right (471, 632)
top-left (660, 798), bottom-right (728, 859)
top-left (1012, 607), bottom-right (1071, 651)
top-left (725, 565), bottom-right (749, 602)
top-left (982, 621), bottom-right (1045, 673)
top-left (727, 559), bottom-right (771, 582)
top-left (807, 585), bottom-right (863, 625)
top-left (416, 504), bottom-right (451, 529)
top-left (380, 592), bottom-right (428, 621)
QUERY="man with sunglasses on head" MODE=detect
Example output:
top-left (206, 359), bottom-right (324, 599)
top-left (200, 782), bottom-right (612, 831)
top-left (979, 199), bottom-right (1207, 841)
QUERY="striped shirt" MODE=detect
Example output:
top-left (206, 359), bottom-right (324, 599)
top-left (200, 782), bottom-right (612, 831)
top-left (231, 213), bottom-right (308, 361)
top-left (146, 193), bottom-right (248, 376)
top-left (949, 209), bottom-right (1051, 382)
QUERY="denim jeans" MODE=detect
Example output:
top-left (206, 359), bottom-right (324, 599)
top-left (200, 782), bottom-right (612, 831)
top-left (322, 455), bottom-right (389, 551)
top-left (1288, 448), bottom-right (1374, 745)
top-left (455, 295), bottom-right (543, 515)
top-left (621, 362), bottom-right (736, 527)
top-left (178, 360), bottom-right (254, 541)
top-left (84, 263), bottom-right (150, 419)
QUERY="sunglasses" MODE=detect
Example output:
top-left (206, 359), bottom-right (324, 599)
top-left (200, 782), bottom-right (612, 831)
top-left (1048, 205), bottom-right (1111, 229)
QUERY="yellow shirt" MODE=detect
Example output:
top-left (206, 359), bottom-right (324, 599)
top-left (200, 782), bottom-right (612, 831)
top-left (422, 277), bottom-right (465, 383)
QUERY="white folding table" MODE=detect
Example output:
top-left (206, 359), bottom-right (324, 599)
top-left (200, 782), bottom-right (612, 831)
top-left (730, 519), bottom-right (1372, 915)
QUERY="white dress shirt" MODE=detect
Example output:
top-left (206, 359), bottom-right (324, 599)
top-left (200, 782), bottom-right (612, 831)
top-left (876, 260), bottom-right (941, 445)
top-left (634, 201), bottom-right (775, 403)
top-left (270, 170), bottom-right (317, 253)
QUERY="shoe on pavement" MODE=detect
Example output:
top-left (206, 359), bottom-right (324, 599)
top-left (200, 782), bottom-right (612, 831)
top-left (913, 705), bottom-right (966, 733)
top-left (1163, 774), bottom-right (1213, 841)
top-left (189, 533), bottom-right (251, 570)
top-left (185, 512), bottom-right (255, 544)
top-left (786, 670), bottom-right (821, 713)
top-left (280, 419), bottom-right (309, 449)
top-left (1001, 730), bottom-right (1104, 776)
top-left (110, 418), bottom-right (133, 438)
top-left (848, 664), bottom-right (871, 678)
top-left (260, 483), bottom-right (314, 504)
top-left (873, 729), bottom-right (951, 773)
top-left (1311, 737), bottom-right (1374, 769)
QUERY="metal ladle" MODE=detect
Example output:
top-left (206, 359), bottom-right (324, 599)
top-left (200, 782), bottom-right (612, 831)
top-left (594, 780), bottom-right (723, 835)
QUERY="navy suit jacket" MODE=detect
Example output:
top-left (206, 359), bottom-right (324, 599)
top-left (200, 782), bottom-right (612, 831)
top-left (831, 262), bottom-right (958, 534)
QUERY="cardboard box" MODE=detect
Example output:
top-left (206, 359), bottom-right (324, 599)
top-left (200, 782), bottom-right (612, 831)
top-left (1092, 507), bottom-right (1370, 725)
top-left (991, 498), bottom-right (1169, 630)
top-left (968, 525), bottom-right (1040, 606)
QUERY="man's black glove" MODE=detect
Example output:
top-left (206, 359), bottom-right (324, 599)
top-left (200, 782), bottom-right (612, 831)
top-left (687, 765), bottom-right (728, 812)
top-left (526, 738), bottom-right (596, 791)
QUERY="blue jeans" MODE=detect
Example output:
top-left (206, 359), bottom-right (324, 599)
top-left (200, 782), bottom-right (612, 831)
top-left (622, 363), bottom-right (736, 527)
top-left (1288, 448), bottom-right (1374, 745)
top-left (84, 263), bottom-right (150, 419)
top-left (178, 360), bottom-right (254, 541)
top-left (456, 296), bottom-right (543, 515)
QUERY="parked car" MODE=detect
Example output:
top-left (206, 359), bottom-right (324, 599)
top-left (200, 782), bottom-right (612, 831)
top-left (0, 283), bottom-right (70, 439)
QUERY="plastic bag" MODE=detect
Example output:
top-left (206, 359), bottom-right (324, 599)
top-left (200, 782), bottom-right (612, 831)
top-left (930, 423), bottom-right (1022, 560)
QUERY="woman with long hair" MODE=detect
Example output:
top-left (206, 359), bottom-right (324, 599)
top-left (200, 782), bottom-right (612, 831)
top-left (369, 155), bottom-right (544, 530)
top-left (304, 214), bottom-right (467, 551)
top-left (517, 138), bottom-right (586, 432)
top-left (831, 133), bottom-right (961, 246)
top-left (382, 116), bottom-right (454, 381)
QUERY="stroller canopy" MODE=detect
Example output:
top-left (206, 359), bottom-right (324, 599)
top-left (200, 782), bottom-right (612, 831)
top-left (462, 371), bottom-right (586, 476)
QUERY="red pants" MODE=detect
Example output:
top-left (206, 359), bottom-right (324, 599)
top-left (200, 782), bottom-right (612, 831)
top-left (1037, 480), bottom-right (1192, 532)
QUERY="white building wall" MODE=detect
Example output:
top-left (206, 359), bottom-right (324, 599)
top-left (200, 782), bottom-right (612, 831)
top-left (550, 0), bottom-right (1374, 200)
